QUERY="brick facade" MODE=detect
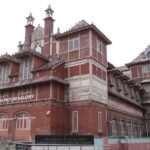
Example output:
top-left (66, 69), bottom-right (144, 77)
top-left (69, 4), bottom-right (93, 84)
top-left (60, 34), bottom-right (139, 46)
top-left (0, 4), bottom-right (148, 142)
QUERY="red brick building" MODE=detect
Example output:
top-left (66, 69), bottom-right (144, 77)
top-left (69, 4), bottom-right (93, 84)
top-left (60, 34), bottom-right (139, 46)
top-left (0, 5), bottom-right (147, 141)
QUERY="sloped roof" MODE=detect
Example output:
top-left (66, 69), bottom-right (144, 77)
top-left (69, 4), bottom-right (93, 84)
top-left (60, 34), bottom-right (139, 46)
top-left (0, 53), bottom-right (20, 63)
top-left (117, 65), bottom-right (131, 78)
top-left (32, 55), bottom-right (64, 72)
top-left (127, 45), bottom-right (150, 66)
top-left (69, 20), bottom-right (89, 30)
top-left (117, 65), bottom-right (129, 72)
top-left (14, 49), bottom-right (49, 61)
top-left (55, 20), bottom-right (111, 44)
top-left (0, 75), bottom-right (68, 90)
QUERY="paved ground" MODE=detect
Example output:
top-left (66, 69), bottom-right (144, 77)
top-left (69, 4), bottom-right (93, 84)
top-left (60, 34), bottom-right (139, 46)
top-left (0, 142), bottom-right (16, 150)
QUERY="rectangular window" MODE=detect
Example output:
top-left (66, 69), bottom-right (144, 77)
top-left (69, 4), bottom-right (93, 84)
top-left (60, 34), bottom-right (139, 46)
top-left (72, 111), bottom-right (78, 133)
top-left (0, 115), bottom-right (8, 130)
top-left (0, 90), bottom-right (8, 100)
top-left (143, 65), bottom-right (150, 73)
top-left (98, 112), bottom-right (102, 133)
top-left (20, 58), bottom-right (32, 80)
top-left (0, 64), bottom-right (10, 84)
top-left (18, 87), bottom-right (32, 97)
top-left (69, 38), bottom-right (79, 51)
top-left (96, 40), bottom-right (102, 53)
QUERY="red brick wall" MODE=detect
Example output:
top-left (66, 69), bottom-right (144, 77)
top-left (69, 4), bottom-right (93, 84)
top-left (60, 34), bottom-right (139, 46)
top-left (81, 63), bottom-right (89, 74)
top-left (38, 70), bottom-right (50, 77)
top-left (53, 63), bottom-right (65, 79)
top-left (43, 17), bottom-right (54, 56)
top-left (0, 102), bottom-right (69, 141)
top-left (24, 25), bottom-right (34, 48)
top-left (59, 32), bottom-right (90, 62)
top-left (92, 64), bottom-right (107, 81)
top-left (70, 66), bottom-right (80, 77)
top-left (67, 63), bottom-right (89, 77)
top-left (11, 62), bottom-right (19, 74)
top-left (131, 66), bottom-right (138, 78)
top-left (69, 50), bottom-right (79, 61)
top-left (92, 33), bottom-right (107, 67)
top-left (110, 142), bottom-right (150, 150)
top-left (69, 102), bottom-right (107, 137)
top-left (37, 83), bottom-right (50, 99)
top-left (33, 56), bottom-right (47, 69)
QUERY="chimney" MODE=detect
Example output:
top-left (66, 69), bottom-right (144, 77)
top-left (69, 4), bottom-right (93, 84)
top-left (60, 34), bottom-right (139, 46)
top-left (42, 5), bottom-right (55, 56)
top-left (24, 13), bottom-right (35, 49)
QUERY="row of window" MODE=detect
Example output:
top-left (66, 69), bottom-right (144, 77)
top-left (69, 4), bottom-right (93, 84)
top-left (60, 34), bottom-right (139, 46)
top-left (72, 111), bottom-right (102, 133)
top-left (0, 113), bottom-right (31, 130)
top-left (0, 87), bottom-right (32, 98)
top-left (110, 75), bottom-right (140, 101)
top-left (0, 111), bottom-right (102, 133)
top-left (110, 119), bottom-right (141, 137)
top-left (0, 58), bottom-right (32, 84)
top-left (69, 38), bottom-right (103, 53)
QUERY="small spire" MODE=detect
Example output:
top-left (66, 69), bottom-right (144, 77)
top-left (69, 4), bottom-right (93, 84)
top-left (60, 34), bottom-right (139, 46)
top-left (57, 27), bottom-right (60, 34)
top-left (45, 4), bottom-right (54, 18)
top-left (26, 12), bottom-right (34, 25)
top-left (18, 41), bottom-right (23, 51)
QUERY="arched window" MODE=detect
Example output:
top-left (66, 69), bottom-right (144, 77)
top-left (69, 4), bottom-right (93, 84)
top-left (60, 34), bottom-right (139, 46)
top-left (111, 119), bottom-right (118, 136)
top-left (127, 122), bottom-right (132, 137)
top-left (16, 112), bottom-right (31, 130)
top-left (133, 123), bottom-right (138, 137)
top-left (120, 120), bottom-right (126, 137)
top-left (0, 114), bottom-right (8, 130)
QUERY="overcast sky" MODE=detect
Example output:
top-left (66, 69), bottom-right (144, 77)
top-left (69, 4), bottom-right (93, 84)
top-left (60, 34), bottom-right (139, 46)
top-left (0, 0), bottom-right (150, 67)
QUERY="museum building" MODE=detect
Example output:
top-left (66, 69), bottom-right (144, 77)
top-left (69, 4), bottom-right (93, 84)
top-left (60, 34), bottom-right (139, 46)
top-left (0, 5), bottom-right (148, 141)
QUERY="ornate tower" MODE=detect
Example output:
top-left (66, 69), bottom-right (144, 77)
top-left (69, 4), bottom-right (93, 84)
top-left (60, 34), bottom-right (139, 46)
top-left (24, 13), bottom-right (35, 49)
top-left (42, 5), bottom-right (55, 56)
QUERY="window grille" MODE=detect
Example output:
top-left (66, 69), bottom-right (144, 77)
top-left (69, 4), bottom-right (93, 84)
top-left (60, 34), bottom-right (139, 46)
top-left (0, 114), bottom-right (8, 130)
top-left (16, 112), bottom-right (31, 130)
top-left (72, 111), bottom-right (78, 133)
top-left (20, 58), bottom-right (32, 80)
top-left (0, 64), bottom-right (10, 84)
top-left (69, 38), bottom-right (79, 51)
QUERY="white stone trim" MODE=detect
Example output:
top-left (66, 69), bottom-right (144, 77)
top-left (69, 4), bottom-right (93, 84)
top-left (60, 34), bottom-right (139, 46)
top-left (65, 59), bottom-right (89, 68)
top-left (89, 59), bottom-right (106, 71)
top-left (72, 111), bottom-right (78, 133)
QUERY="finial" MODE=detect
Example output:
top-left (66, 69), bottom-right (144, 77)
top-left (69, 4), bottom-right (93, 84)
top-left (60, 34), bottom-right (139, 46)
top-left (26, 12), bottom-right (34, 25)
top-left (45, 4), bottom-right (54, 18)
top-left (18, 41), bottom-right (23, 51)
top-left (57, 27), bottom-right (60, 34)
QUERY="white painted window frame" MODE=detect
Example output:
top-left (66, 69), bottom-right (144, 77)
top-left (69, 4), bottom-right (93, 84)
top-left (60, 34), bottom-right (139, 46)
top-left (0, 64), bottom-right (10, 84)
top-left (72, 111), bottom-right (78, 133)
top-left (98, 111), bottom-right (102, 133)
top-left (96, 39), bottom-right (102, 53)
top-left (20, 58), bottom-right (32, 80)
top-left (16, 113), bottom-right (31, 130)
top-left (0, 114), bottom-right (8, 130)
top-left (68, 38), bottom-right (80, 51)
